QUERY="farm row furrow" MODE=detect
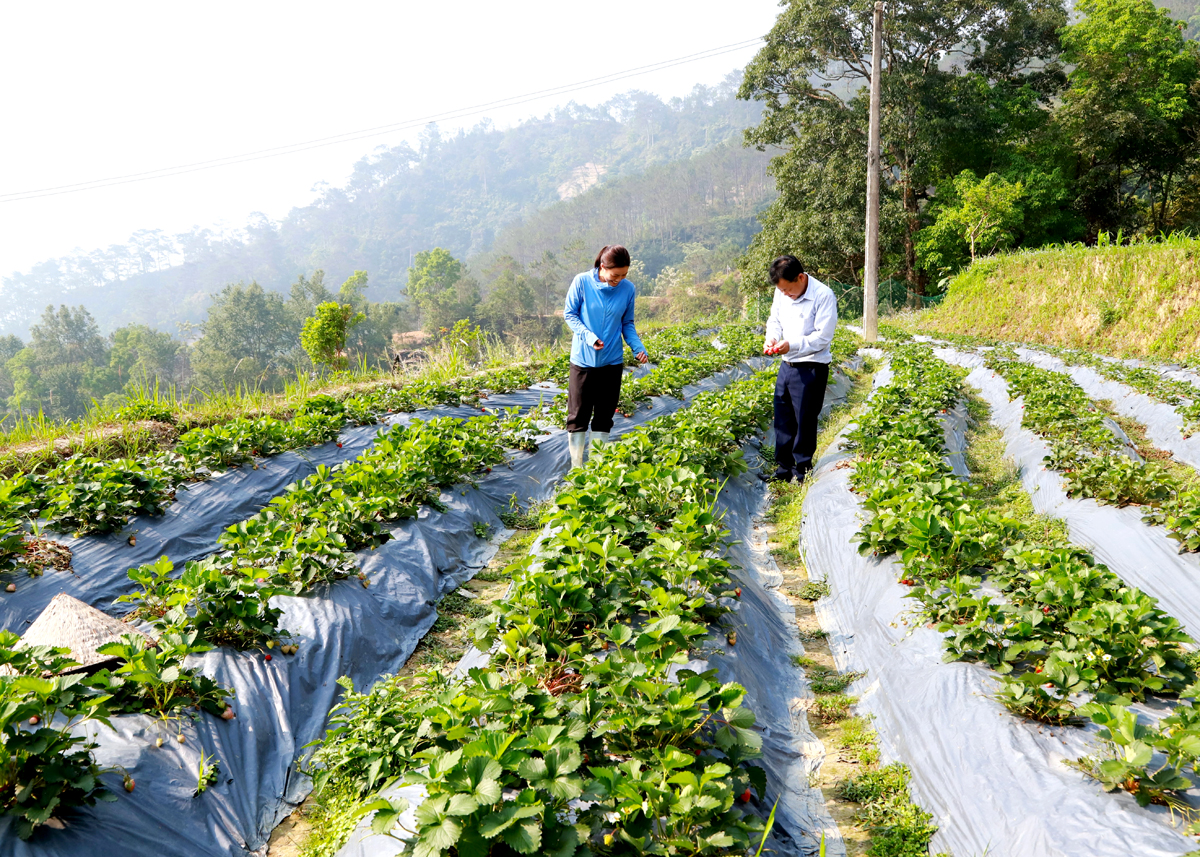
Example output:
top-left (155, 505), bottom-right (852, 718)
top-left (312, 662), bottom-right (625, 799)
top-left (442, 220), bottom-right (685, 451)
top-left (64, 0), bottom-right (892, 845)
top-left (317, 366), bottom-right (845, 857)
top-left (0, 345), bottom-right (778, 855)
top-left (1006, 346), bottom-right (1200, 474)
top-left (0, 319), bottom-right (725, 579)
top-left (0, 323), bottom-right (768, 636)
top-left (804, 343), bottom-right (1198, 856)
top-left (958, 346), bottom-right (1200, 555)
top-left (1020, 344), bottom-right (1200, 440)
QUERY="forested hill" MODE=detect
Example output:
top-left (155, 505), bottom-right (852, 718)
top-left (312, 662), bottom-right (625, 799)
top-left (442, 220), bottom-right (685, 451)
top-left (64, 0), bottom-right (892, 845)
top-left (0, 74), bottom-right (765, 337)
top-left (1162, 0), bottom-right (1200, 34)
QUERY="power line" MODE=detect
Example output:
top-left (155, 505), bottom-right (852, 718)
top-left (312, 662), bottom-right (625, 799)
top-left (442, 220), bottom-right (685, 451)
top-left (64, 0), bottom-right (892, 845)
top-left (1, 38), bottom-right (764, 204)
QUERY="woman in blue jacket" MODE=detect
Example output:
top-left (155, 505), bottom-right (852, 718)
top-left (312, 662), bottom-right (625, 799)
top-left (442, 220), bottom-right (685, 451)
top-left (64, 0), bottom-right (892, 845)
top-left (562, 244), bottom-right (649, 468)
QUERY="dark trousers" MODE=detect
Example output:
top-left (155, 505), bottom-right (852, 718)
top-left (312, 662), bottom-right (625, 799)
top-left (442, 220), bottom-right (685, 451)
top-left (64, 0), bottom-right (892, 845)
top-left (774, 361), bottom-right (829, 476)
top-left (566, 363), bottom-right (624, 433)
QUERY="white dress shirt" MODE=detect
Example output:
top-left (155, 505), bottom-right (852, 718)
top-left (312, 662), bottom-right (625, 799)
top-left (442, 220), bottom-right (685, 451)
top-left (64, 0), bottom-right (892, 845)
top-left (764, 275), bottom-right (838, 364)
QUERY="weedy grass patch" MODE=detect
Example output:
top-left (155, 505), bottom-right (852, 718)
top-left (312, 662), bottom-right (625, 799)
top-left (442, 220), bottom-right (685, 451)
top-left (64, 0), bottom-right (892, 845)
top-left (914, 235), bottom-right (1200, 361)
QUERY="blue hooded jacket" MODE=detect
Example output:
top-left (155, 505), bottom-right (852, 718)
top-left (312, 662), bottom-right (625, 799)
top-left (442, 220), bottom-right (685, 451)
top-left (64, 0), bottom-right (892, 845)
top-left (563, 269), bottom-right (646, 368)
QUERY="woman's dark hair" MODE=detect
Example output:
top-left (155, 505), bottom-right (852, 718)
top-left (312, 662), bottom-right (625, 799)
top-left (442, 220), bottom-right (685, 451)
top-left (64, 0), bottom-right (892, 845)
top-left (769, 255), bottom-right (805, 284)
top-left (594, 244), bottom-right (632, 270)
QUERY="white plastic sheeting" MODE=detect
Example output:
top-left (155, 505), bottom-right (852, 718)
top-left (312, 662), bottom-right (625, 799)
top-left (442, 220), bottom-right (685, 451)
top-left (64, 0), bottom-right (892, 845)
top-left (803, 357), bottom-right (1198, 857)
top-left (336, 367), bottom-right (858, 857)
top-left (936, 347), bottom-right (1200, 655)
top-left (0, 362), bottom-right (775, 857)
top-left (1013, 346), bottom-right (1200, 472)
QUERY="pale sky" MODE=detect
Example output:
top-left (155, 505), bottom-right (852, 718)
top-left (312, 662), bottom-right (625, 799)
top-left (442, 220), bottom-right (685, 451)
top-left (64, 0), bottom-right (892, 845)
top-left (0, 1), bottom-right (781, 281)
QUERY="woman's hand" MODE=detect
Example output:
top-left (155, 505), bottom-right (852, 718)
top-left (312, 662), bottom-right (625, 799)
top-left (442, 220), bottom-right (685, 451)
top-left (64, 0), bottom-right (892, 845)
top-left (594, 338), bottom-right (605, 350)
top-left (635, 351), bottom-right (649, 364)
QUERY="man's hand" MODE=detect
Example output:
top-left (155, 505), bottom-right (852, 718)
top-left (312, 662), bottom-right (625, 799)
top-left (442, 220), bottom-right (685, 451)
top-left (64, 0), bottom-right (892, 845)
top-left (593, 338), bottom-right (605, 350)
top-left (763, 339), bottom-right (790, 356)
top-left (635, 351), bottom-right (649, 365)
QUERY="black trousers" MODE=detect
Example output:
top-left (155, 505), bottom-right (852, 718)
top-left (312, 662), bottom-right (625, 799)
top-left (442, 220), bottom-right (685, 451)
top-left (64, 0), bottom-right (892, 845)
top-left (567, 363), bottom-right (624, 433)
top-left (774, 361), bottom-right (830, 476)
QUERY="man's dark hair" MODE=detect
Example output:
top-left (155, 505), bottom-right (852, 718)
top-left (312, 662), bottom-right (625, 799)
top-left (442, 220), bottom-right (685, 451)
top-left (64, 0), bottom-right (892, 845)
top-left (768, 255), bottom-right (805, 285)
top-left (594, 244), bottom-right (632, 270)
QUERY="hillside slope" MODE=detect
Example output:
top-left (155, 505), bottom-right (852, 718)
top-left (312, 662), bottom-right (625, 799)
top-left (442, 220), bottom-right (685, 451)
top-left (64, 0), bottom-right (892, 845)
top-left (915, 237), bottom-right (1200, 359)
top-left (0, 77), bottom-right (764, 337)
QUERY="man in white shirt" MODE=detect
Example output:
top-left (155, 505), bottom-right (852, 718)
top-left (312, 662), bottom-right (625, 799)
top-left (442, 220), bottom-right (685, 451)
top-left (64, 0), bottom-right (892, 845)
top-left (761, 255), bottom-right (838, 483)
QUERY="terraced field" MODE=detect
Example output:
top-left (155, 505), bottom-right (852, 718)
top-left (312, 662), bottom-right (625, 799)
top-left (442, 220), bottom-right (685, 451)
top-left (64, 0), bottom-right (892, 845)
top-left (11, 316), bottom-right (1200, 857)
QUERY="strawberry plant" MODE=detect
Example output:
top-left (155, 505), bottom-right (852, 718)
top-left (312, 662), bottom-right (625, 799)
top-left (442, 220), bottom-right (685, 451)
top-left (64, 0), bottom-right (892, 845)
top-left (304, 370), bottom-right (787, 857)
top-left (0, 633), bottom-right (115, 839)
top-left (0, 518), bottom-right (25, 573)
top-left (94, 630), bottom-right (231, 718)
top-left (851, 344), bottom-right (1196, 743)
top-left (176, 558), bottom-right (289, 648)
top-left (1076, 696), bottom-right (1198, 808)
top-left (123, 555), bottom-right (288, 649)
top-left (1144, 489), bottom-right (1200, 552)
top-left (41, 456), bottom-right (174, 536)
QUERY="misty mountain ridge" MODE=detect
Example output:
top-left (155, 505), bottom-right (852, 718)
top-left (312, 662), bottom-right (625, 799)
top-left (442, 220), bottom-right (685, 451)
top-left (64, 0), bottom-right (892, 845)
top-left (0, 72), bottom-right (765, 338)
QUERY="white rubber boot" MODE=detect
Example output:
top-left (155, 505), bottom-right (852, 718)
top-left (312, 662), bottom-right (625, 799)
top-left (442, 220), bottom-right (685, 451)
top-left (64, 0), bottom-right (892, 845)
top-left (568, 431), bottom-right (587, 469)
top-left (590, 431), bottom-right (610, 446)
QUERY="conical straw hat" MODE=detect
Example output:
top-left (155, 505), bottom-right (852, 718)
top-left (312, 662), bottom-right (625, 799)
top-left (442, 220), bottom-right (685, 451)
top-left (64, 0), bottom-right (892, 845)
top-left (19, 594), bottom-right (151, 674)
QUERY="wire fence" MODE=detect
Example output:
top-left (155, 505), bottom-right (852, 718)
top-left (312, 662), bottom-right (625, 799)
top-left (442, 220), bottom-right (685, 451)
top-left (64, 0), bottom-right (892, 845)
top-left (826, 279), bottom-right (945, 317)
top-left (744, 278), bottom-right (944, 322)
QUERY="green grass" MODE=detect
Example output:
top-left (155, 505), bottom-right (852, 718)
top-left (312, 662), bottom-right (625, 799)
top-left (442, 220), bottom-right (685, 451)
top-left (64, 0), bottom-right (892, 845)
top-left (0, 330), bottom-right (555, 476)
top-left (917, 233), bottom-right (1200, 360)
top-left (794, 580), bottom-right (831, 601)
top-left (297, 782), bottom-right (368, 857)
top-left (429, 592), bottom-right (490, 633)
top-left (962, 392), bottom-right (1072, 541)
top-left (837, 764), bottom-right (944, 856)
top-left (811, 694), bottom-right (857, 724)
top-left (497, 497), bottom-right (551, 530)
top-left (839, 717), bottom-right (881, 766)
top-left (765, 355), bottom-right (878, 570)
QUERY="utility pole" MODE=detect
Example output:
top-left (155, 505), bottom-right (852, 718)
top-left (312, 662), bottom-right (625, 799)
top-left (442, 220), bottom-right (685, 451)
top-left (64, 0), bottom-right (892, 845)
top-left (863, 0), bottom-right (883, 342)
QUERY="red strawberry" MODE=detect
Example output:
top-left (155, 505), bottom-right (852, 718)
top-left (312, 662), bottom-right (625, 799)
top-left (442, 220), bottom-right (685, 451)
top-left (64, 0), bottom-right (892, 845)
top-left (1035, 666), bottom-right (1043, 673)
top-left (264, 653), bottom-right (273, 662)
top-left (740, 789), bottom-right (752, 803)
top-left (735, 587), bottom-right (742, 597)
top-left (337, 442), bottom-right (343, 448)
